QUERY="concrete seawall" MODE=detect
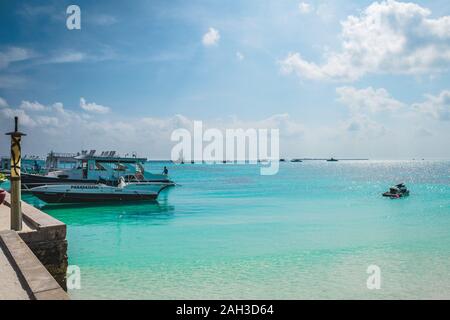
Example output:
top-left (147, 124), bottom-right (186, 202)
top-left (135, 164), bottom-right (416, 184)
top-left (0, 191), bottom-right (68, 297)
top-left (0, 230), bottom-right (69, 300)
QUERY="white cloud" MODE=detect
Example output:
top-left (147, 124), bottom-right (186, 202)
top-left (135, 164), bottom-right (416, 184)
top-left (20, 4), bottom-right (55, 17)
top-left (41, 48), bottom-right (117, 65)
top-left (90, 14), bottom-right (118, 26)
top-left (0, 75), bottom-right (26, 88)
top-left (281, 0), bottom-right (450, 81)
top-left (236, 51), bottom-right (245, 61)
top-left (1, 96), bottom-right (450, 159)
top-left (19, 100), bottom-right (48, 111)
top-left (79, 98), bottom-right (111, 114)
top-left (0, 47), bottom-right (33, 69)
top-left (0, 97), bottom-right (8, 108)
top-left (343, 114), bottom-right (386, 138)
top-left (0, 108), bottom-right (37, 127)
top-left (315, 3), bottom-right (334, 21)
top-left (35, 115), bottom-right (60, 127)
top-left (264, 114), bottom-right (305, 137)
top-left (337, 86), bottom-right (450, 122)
top-left (202, 27), bottom-right (220, 46)
top-left (415, 127), bottom-right (433, 138)
top-left (413, 90), bottom-right (450, 121)
top-left (47, 52), bottom-right (86, 64)
top-left (298, 2), bottom-right (312, 14)
top-left (228, 113), bottom-right (305, 138)
top-left (0, 100), bottom-right (305, 159)
top-left (336, 86), bottom-right (405, 114)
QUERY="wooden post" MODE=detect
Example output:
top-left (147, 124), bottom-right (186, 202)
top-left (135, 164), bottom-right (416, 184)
top-left (6, 117), bottom-right (26, 231)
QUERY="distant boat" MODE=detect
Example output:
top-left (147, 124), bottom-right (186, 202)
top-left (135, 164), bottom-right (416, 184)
top-left (382, 183), bottom-right (410, 199)
top-left (175, 153), bottom-right (184, 164)
top-left (326, 158), bottom-right (338, 162)
top-left (290, 159), bottom-right (303, 163)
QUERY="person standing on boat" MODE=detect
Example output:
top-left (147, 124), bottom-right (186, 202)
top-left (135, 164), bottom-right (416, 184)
top-left (33, 160), bottom-right (41, 173)
top-left (163, 166), bottom-right (168, 175)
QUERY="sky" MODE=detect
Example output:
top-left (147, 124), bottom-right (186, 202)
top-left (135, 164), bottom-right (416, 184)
top-left (0, 0), bottom-right (449, 159)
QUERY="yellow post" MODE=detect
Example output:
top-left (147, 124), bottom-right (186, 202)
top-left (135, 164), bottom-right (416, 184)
top-left (6, 117), bottom-right (26, 231)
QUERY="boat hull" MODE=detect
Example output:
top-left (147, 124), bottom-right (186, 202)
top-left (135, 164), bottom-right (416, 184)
top-left (21, 174), bottom-right (98, 190)
top-left (32, 191), bottom-right (158, 203)
top-left (382, 191), bottom-right (409, 198)
top-left (21, 173), bottom-right (173, 190)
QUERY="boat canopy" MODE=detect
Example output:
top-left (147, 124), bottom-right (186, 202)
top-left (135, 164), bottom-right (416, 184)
top-left (74, 154), bottom-right (147, 163)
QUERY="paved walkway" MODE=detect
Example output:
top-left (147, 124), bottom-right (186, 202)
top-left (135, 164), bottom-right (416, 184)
top-left (0, 230), bottom-right (69, 300)
top-left (0, 201), bottom-right (68, 300)
top-left (0, 203), bottom-right (33, 232)
top-left (0, 244), bottom-right (30, 299)
top-left (0, 200), bottom-right (30, 299)
top-left (0, 189), bottom-right (69, 300)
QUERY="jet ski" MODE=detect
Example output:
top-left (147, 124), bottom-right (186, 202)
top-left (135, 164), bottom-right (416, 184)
top-left (382, 183), bottom-right (410, 199)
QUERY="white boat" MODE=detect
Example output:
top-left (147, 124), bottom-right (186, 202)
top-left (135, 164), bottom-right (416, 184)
top-left (30, 178), bottom-right (169, 204)
top-left (21, 150), bottom-right (174, 190)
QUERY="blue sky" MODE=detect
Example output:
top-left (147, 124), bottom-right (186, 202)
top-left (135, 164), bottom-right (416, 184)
top-left (1, 0), bottom-right (450, 159)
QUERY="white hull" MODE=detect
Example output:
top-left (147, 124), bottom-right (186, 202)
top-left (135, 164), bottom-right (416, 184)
top-left (30, 183), bottom-right (164, 203)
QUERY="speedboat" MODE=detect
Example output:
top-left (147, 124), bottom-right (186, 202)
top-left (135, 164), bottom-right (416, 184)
top-left (382, 183), bottom-right (410, 199)
top-left (29, 179), bottom-right (169, 204)
top-left (123, 181), bottom-right (174, 191)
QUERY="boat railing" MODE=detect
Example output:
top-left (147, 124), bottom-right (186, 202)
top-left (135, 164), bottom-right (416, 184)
top-left (48, 152), bottom-right (78, 158)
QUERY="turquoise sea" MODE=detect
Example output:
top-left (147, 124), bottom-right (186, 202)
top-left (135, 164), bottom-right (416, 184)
top-left (18, 160), bottom-right (450, 299)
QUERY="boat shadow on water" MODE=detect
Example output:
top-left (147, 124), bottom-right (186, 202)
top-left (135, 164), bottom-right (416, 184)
top-left (48, 202), bottom-right (176, 226)
top-left (39, 199), bottom-right (161, 210)
top-left (24, 194), bottom-right (177, 225)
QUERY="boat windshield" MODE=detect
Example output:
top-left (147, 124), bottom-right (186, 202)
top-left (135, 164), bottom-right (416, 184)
top-left (95, 162), bottom-right (107, 171)
top-left (113, 163), bottom-right (127, 171)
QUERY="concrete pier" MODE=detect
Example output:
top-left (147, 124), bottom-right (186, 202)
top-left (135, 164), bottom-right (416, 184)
top-left (0, 192), bottom-right (68, 300)
top-left (0, 238), bottom-right (29, 300)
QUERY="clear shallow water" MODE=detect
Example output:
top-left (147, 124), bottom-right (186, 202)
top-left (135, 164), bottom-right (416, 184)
top-left (19, 160), bottom-right (450, 299)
